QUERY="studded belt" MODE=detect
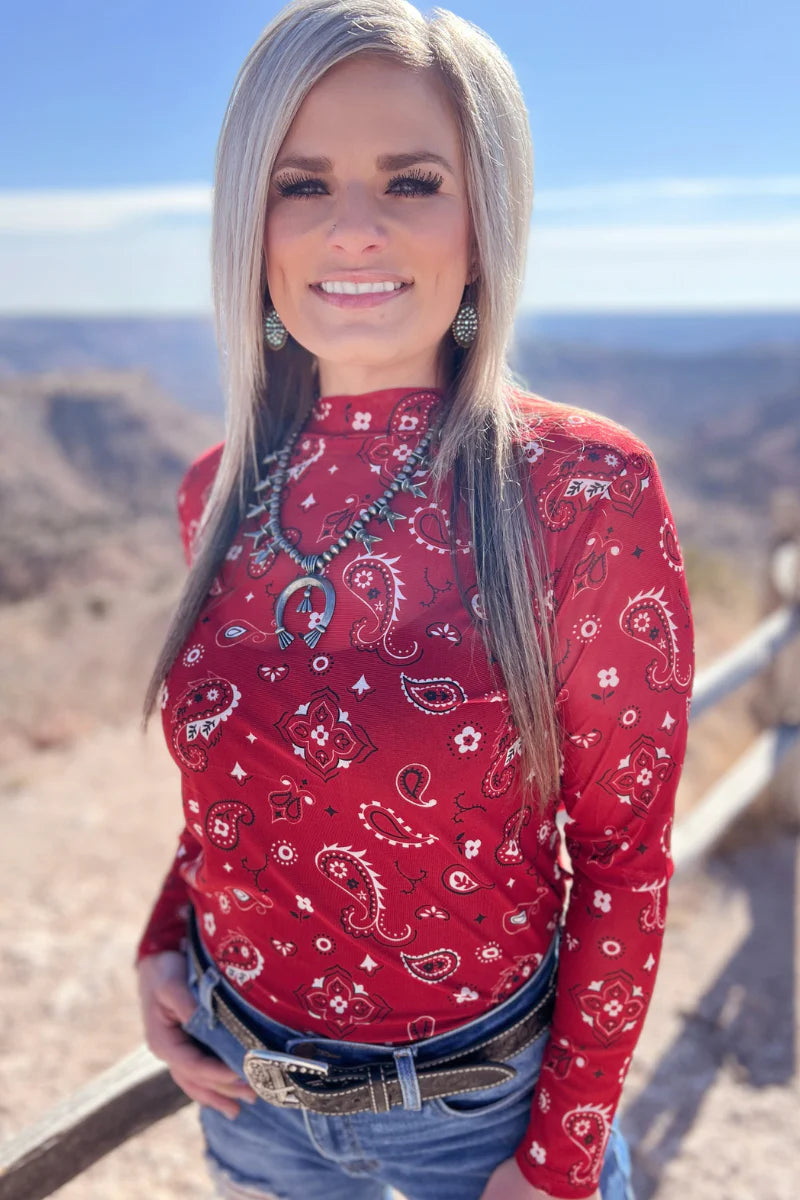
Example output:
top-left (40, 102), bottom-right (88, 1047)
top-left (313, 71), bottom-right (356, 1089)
top-left (187, 917), bottom-right (556, 1116)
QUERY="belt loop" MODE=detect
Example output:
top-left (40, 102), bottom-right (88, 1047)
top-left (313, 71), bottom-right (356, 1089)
top-left (199, 964), bottom-right (223, 1027)
top-left (393, 1046), bottom-right (422, 1111)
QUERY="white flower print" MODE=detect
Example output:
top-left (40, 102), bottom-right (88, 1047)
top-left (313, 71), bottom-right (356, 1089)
top-left (352, 411), bottom-right (372, 431)
top-left (312, 400), bottom-right (331, 420)
top-left (538, 1088), bottom-right (551, 1112)
top-left (604, 998), bottom-right (624, 1018)
top-left (464, 839), bottom-right (481, 859)
top-left (605, 452), bottom-right (620, 467)
top-left (330, 995), bottom-right (348, 1014)
top-left (573, 1118), bottom-right (591, 1137)
top-left (203, 912), bottom-right (216, 937)
top-left (353, 568), bottom-right (374, 589)
top-left (454, 725), bottom-right (482, 753)
top-left (392, 443), bottom-right (412, 462)
top-left (296, 895), bottom-right (314, 913)
top-left (397, 414), bottom-right (419, 433)
top-left (454, 986), bottom-right (479, 1003)
top-left (311, 723), bottom-right (329, 747)
top-left (523, 439), bottom-right (544, 464)
top-left (206, 688), bottom-right (219, 701)
top-left (307, 611), bottom-right (325, 631)
top-left (597, 667), bottom-right (619, 689)
top-left (594, 890), bottom-right (612, 914)
top-left (636, 767), bottom-right (653, 786)
top-left (528, 1141), bottom-right (547, 1164)
top-left (633, 612), bottom-right (650, 633)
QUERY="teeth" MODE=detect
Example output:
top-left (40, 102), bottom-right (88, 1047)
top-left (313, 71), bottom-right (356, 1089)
top-left (318, 281), bottom-right (405, 295)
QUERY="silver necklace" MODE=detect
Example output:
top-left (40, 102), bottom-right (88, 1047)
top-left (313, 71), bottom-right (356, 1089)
top-left (243, 410), bottom-right (437, 649)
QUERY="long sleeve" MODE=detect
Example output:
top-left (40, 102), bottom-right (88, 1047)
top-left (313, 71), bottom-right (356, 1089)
top-left (515, 444), bottom-right (695, 1196)
top-left (133, 444), bottom-right (223, 965)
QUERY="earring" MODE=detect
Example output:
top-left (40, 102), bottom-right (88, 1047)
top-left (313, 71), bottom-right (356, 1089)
top-left (451, 294), bottom-right (478, 348)
top-left (264, 306), bottom-right (288, 351)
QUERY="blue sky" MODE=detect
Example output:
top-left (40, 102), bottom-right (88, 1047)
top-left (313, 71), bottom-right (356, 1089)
top-left (1, 0), bottom-right (797, 314)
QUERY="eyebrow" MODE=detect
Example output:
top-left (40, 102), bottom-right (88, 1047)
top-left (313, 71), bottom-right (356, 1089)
top-left (272, 150), bottom-right (455, 174)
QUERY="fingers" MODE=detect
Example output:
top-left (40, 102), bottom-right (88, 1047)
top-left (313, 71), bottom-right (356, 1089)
top-left (169, 1061), bottom-right (259, 1120)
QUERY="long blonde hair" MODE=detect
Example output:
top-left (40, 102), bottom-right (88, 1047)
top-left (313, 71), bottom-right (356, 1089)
top-left (141, 0), bottom-right (562, 811)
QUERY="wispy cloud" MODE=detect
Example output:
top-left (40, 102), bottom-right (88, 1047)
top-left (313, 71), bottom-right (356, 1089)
top-left (0, 185), bottom-right (212, 234)
top-left (0, 176), bottom-right (797, 313)
top-left (536, 175), bottom-right (800, 212)
top-left (0, 174), bottom-right (797, 233)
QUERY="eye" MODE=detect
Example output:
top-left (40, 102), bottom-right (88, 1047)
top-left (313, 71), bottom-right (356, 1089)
top-left (387, 168), bottom-right (444, 197)
top-left (274, 172), bottom-right (327, 199)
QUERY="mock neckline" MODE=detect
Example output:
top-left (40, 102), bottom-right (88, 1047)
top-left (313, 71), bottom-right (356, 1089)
top-left (304, 385), bottom-right (446, 437)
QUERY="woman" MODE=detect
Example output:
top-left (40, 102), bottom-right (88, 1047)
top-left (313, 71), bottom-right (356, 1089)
top-left (136, 2), bottom-right (694, 1198)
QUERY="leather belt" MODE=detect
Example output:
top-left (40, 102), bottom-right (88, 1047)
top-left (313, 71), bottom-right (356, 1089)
top-left (187, 917), bottom-right (556, 1116)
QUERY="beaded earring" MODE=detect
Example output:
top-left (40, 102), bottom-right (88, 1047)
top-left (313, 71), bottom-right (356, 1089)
top-left (263, 305), bottom-right (288, 351)
top-left (451, 287), bottom-right (479, 348)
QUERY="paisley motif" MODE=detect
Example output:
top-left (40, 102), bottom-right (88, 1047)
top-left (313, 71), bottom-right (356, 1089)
top-left (620, 586), bottom-right (693, 693)
top-left (170, 676), bottom-right (241, 772)
top-left (408, 504), bottom-right (470, 555)
top-left (316, 844), bottom-right (415, 945)
top-left (400, 947), bottom-right (460, 983)
top-left (395, 763), bottom-right (438, 807)
top-left (441, 865), bottom-right (495, 894)
top-left (216, 619), bottom-right (270, 647)
top-left (343, 553), bottom-right (422, 664)
top-left (358, 801), bottom-right (437, 848)
top-left (495, 807), bottom-right (531, 865)
top-left (205, 800), bottom-right (254, 850)
top-left (400, 674), bottom-right (467, 715)
top-left (217, 932), bottom-right (265, 989)
top-left (571, 530), bottom-right (622, 598)
top-left (220, 887), bottom-right (272, 916)
top-left (358, 389), bottom-right (443, 484)
top-left (563, 1104), bottom-right (614, 1190)
top-left (635, 880), bottom-right (667, 934)
top-left (267, 775), bottom-right (315, 823)
top-left (407, 1015), bottom-right (436, 1039)
top-left (659, 516), bottom-right (684, 571)
top-left (481, 716), bottom-right (522, 799)
top-left (502, 889), bottom-right (549, 935)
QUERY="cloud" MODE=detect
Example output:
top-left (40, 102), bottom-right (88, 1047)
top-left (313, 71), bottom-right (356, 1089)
top-left (0, 185), bottom-right (212, 234)
top-left (0, 177), bottom-right (797, 313)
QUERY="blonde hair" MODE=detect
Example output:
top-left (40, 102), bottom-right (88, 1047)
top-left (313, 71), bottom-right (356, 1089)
top-left (142, 0), bottom-right (562, 811)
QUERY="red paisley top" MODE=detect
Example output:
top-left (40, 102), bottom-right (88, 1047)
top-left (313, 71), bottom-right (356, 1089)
top-left (136, 385), bottom-right (694, 1198)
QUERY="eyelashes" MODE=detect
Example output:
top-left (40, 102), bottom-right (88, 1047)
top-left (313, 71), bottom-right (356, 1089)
top-left (274, 167), bottom-right (444, 199)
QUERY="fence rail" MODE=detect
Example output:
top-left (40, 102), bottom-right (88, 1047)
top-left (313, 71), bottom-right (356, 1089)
top-left (2, 589), bottom-right (798, 1200)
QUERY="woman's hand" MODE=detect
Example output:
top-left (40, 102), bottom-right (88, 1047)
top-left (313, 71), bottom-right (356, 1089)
top-left (478, 1154), bottom-right (600, 1200)
top-left (136, 950), bottom-right (258, 1119)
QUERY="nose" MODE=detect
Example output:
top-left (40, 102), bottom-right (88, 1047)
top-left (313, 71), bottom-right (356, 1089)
top-left (325, 183), bottom-right (388, 255)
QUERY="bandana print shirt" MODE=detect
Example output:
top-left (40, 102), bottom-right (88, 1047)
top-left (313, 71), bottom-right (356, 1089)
top-left (136, 385), bottom-right (695, 1197)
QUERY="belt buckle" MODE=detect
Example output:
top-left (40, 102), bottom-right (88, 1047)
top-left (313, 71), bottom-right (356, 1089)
top-left (242, 1048), bottom-right (330, 1107)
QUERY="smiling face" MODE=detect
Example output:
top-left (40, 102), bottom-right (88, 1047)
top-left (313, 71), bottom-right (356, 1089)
top-left (263, 55), bottom-right (473, 396)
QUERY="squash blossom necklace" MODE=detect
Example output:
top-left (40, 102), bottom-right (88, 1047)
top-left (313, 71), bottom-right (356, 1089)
top-left (243, 408), bottom-right (437, 650)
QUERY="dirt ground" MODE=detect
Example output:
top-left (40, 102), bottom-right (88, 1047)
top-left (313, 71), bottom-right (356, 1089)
top-left (1, 712), bottom-right (797, 1200)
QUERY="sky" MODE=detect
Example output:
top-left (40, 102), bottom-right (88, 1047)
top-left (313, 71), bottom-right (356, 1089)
top-left (0, 0), bottom-right (798, 315)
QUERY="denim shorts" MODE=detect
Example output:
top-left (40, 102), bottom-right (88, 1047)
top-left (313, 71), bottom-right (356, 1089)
top-left (182, 917), bottom-right (634, 1200)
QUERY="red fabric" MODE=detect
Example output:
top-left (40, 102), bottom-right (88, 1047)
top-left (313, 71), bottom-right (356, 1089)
top-left (136, 385), bottom-right (694, 1197)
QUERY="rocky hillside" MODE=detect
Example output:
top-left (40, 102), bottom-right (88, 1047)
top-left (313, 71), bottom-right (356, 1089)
top-left (0, 368), bottom-right (221, 762)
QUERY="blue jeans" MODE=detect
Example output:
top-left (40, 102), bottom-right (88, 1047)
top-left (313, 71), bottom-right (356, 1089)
top-left (182, 921), bottom-right (634, 1200)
